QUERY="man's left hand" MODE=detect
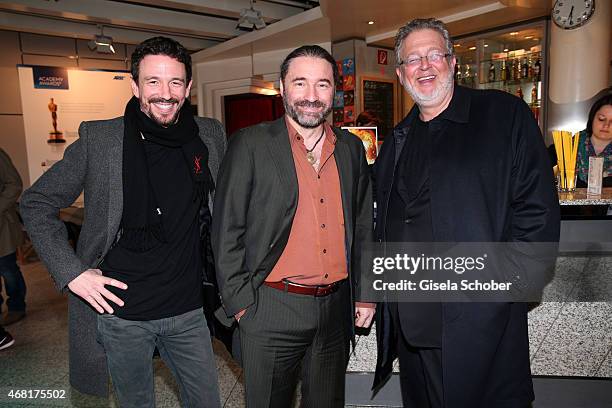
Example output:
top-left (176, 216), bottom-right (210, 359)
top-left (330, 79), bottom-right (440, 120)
top-left (354, 306), bottom-right (375, 328)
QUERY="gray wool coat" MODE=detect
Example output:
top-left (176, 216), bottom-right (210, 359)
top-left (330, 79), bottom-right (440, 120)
top-left (20, 116), bottom-right (226, 397)
top-left (0, 148), bottom-right (24, 257)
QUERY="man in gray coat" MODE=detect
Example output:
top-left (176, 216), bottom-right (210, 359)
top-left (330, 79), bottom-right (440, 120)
top-left (20, 37), bottom-right (225, 407)
top-left (0, 148), bottom-right (26, 326)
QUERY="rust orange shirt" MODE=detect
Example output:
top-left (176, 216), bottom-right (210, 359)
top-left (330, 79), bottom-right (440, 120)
top-left (265, 119), bottom-right (348, 285)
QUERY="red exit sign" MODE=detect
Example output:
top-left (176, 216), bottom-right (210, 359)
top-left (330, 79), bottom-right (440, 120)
top-left (377, 50), bottom-right (388, 65)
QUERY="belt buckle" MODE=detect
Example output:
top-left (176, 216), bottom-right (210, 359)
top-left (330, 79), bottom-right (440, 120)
top-left (316, 283), bottom-right (333, 297)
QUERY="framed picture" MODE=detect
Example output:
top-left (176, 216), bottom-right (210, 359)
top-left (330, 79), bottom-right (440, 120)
top-left (342, 126), bottom-right (378, 165)
top-left (333, 91), bottom-right (344, 108)
top-left (343, 106), bottom-right (355, 123)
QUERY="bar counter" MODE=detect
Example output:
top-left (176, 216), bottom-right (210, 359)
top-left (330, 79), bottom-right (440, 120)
top-left (558, 188), bottom-right (612, 253)
top-left (558, 188), bottom-right (612, 206)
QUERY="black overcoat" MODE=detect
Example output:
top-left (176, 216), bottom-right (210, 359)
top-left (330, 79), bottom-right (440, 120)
top-left (373, 85), bottom-right (560, 407)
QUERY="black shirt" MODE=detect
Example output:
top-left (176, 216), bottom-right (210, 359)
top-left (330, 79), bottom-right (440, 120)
top-left (101, 141), bottom-right (203, 320)
top-left (386, 117), bottom-right (433, 243)
top-left (385, 116), bottom-right (442, 348)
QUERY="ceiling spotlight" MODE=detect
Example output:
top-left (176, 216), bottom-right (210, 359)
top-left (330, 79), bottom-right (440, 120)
top-left (469, 46), bottom-right (476, 50)
top-left (509, 31), bottom-right (519, 36)
top-left (237, 0), bottom-right (266, 31)
top-left (88, 26), bottom-right (115, 54)
top-left (484, 44), bottom-right (488, 47)
top-left (524, 35), bottom-right (533, 39)
top-left (368, 20), bottom-right (375, 25)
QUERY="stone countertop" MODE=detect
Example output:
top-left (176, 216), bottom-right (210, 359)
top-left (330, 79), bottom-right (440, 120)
top-left (559, 188), bottom-right (612, 205)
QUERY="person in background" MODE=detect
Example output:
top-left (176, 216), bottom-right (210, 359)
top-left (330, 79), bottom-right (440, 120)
top-left (548, 91), bottom-right (612, 217)
top-left (212, 45), bottom-right (374, 407)
top-left (0, 148), bottom-right (26, 326)
top-left (576, 92), bottom-right (612, 187)
top-left (373, 18), bottom-right (559, 407)
top-left (356, 110), bottom-right (381, 129)
top-left (0, 324), bottom-right (14, 351)
top-left (549, 91), bottom-right (612, 187)
top-left (20, 37), bottom-right (225, 406)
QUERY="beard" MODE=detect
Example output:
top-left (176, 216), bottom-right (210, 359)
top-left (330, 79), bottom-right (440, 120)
top-left (140, 97), bottom-right (183, 127)
top-left (283, 92), bottom-right (332, 129)
top-left (403, 68), bottom-right (454, 109)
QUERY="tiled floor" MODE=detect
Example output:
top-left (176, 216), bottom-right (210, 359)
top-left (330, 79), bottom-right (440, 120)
top-left (1, 257), bottom-right (611, 407)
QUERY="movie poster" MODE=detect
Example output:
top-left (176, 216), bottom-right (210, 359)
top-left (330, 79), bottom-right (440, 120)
top-left (342, 126), bottom-right (378, 164)
top-left (18, 66), bottom-right (133, 185)
top-left (335, 58), bottom-right (356, 127)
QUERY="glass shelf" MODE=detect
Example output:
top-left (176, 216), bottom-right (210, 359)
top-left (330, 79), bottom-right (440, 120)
top-left (452, 20), bottom-right (547, 131)
top-left (480, 50), bottom-right (541, 64)
top-left (480, 53), bottom-right (542, 85)
top-left (485, 78), bottom-right (540, 85)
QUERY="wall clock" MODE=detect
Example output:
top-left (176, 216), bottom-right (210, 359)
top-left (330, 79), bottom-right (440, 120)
top-left (552, 0), bottom-right (595, 29)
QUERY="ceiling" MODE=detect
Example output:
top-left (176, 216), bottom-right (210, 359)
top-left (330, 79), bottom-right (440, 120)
top-left (0, 0), bottom-right (320, 50)
top-left (322, 0), bottom-right (550, 48)
top-left (0, 0), bottom-right (557, 54)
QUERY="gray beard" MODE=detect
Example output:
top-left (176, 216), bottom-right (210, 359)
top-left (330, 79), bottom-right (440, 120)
top-left (405, 71), bottom-right (454, 108)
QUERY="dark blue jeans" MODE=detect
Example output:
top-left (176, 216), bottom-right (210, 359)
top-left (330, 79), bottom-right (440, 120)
top-left (97, 307), bottom-right (221, 408)
top-left (0, 252), bottom-right (26, 313)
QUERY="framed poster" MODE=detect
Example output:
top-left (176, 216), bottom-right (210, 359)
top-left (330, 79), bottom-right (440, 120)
top-left (335, 58), bottom-right (356, 127)
top-left (342, 126), bottom-right (378, 165)
top-left (17, 65), bottom-right (133, 185)
top-left (360, 76), bottom-right (398, 140)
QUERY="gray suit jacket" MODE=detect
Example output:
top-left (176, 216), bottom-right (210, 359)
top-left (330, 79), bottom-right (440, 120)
top-left (20, 116), bottom-right (226, 397)
top-left (211, 117), bottom-right (372, 337)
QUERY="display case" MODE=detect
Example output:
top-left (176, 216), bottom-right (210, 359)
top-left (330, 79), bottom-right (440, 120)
top-left (453, 20), bottom-right (548, 132)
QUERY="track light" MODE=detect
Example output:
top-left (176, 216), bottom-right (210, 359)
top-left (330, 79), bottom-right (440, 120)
top-left (237, 0), bottom-right (266, 31)
top-left (88, 26), bottom-right (115, 54)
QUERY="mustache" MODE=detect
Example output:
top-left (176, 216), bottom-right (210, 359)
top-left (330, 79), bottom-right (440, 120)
top-left (147, 97), bottom-right (180, 104)
top-left (294, 100), bottom-right (327, 109)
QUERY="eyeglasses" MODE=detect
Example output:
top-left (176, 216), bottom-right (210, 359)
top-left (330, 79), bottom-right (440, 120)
top-left (399, 52), bottom-right (451, 67)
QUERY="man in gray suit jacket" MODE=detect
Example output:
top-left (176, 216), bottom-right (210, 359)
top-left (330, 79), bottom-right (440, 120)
top-left (21, 37), bottom-right (225, 407)
top-left (212, 45), bottom-right (375, 407)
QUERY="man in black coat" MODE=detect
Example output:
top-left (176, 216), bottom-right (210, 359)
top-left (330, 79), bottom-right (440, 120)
top-left (373, 19), bottom-right (560, 408)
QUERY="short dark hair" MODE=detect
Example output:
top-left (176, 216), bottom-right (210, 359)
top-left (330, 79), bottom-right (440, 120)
top-left (131, 36), bottom-right (192, 84)
top-left (586, 91), bottom-right (612, 136)
top-left (280, 45), bottom-right (339, 88)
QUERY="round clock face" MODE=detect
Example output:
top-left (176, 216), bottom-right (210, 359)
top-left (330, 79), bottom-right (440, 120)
top-left (552, 0), bottom-right (595, 29)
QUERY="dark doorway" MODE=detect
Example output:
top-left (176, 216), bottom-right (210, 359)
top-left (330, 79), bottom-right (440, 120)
top-left (224, 93), bottom-right (285, 137)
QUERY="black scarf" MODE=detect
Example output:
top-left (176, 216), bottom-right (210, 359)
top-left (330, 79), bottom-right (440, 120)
top-left (120, 96), bottom-right (212, 252)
